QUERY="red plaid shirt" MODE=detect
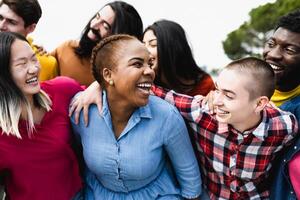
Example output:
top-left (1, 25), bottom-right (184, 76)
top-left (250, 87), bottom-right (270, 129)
top-left (152, 86), bottom-right (298, 200)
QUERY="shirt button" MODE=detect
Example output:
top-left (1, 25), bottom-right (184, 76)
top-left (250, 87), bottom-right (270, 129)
top-left (294, 146), bottom-right (297, 150)
top-left (291, 191), bottom-right (294, 194)
top-left (283, 159), bottom-right (287, 162)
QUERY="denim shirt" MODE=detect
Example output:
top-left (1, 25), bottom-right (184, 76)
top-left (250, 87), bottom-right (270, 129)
top-left (71, 92), bottom-right (201, 200)
top-left (270, 95), bottom-right (300, 200)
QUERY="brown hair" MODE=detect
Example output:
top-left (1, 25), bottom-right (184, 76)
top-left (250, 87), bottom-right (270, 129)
top-left (91, 34), bottom-right (136, 88)
top-left (1, 0), bottom-right (42, 27)
top-left (225, 57), bottom-right (275, 99)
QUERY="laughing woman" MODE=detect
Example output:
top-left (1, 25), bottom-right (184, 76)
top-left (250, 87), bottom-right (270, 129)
top-left (70, 34), bottom-right (201, 200)
top-left (0, 32), bottom-right (82, 200)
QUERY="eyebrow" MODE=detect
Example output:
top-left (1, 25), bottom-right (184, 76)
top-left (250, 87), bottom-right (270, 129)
top-left (13, 53), bottom-right (36, 62)
top-left (270, 36), bottom-right (300, 48)
top-left (97, 12), bottom-right (112, 30)
top-left (215, 83), bottom-right (236, 96)
top-left (129, 57), bottom-right (144, 62)
top-left (103, 20), bottom-right (112, 29)
top-left (0, 14), bottom-right (18, 24)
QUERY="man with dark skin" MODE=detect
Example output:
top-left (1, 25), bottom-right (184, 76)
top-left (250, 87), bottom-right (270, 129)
top-left (263, 9), bottom-right (300, 200)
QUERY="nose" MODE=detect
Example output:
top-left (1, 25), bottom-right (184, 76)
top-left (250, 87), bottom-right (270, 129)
top-left (28, 61), bottom-right (40, 74)
top-left (0, 20), bottom-right (7, 31)
top-left (212, 91), bottom-right (223, 106)
top-left (143, 63), bottom-right (155, 80)
top-left (265, 46), bottom-right (282, 60)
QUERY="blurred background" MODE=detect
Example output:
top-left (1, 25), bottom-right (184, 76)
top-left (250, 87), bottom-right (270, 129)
top-left (32, 0), bottom-right (300, 76)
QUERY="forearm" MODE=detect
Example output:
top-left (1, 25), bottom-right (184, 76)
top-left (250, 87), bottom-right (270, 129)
top-left (151, 85), bottom-right (205, 123)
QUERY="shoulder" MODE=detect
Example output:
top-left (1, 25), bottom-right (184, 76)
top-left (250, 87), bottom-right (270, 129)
top-left (148, 95), bottom-right (184, 121)
top-left (53, 40), bottom-right (78, 52)
top-left (280, 96), bottom-right (300, 122)
top-left (41, 76), bottom-right (83, 96)
top-left (265, 105), bottom-right (298, 134)
top-left (148, 95), bottom-right (179, 112)
top-left (266, 105), bottom-right (296, 123)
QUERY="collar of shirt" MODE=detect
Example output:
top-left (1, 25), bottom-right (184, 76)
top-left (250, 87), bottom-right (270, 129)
top-left (101, 91), bottom-right (152, 119)
top-left (217, 108), bottom-right (269, 141)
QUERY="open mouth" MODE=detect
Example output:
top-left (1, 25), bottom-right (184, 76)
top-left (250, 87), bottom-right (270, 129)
top-left (216, 108), bottom-right (230, 115)
top-left (269, 63), bottom-right (284, 72)
top-left (26, 76), bottom-right (38, 84)
top-left (137, 82), bottom-right (152, 94)
top-left (215, 107), bottom-right (232, 121)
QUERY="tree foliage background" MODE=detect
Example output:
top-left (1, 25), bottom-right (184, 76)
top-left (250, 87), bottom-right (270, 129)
top-left (222, 0), bottom-right (300, 60)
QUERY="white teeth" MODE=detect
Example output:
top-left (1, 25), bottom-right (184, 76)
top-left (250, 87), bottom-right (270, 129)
top-left (137, 83), bottom-right (152, 88)
top-left (26, 77), bottom-right (38, 84)
top-left (269, 64), bottom-right (283, 71)
top-left (217, 108), bottom-right (229, 114)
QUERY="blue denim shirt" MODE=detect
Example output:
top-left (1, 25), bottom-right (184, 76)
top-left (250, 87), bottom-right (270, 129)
top-left (71, 92), bottom-right (202, 200)
top-left (270, 95), bottom-right (300, 200)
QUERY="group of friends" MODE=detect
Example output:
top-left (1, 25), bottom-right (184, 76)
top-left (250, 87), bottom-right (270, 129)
top-left (0, 0), bottom-right (299, 199)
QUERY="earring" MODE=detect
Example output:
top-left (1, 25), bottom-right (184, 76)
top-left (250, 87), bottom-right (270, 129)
top-left (109, 80), bottom-right (114, 86)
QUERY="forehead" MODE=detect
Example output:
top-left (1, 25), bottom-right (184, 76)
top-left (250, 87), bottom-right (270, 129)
top-left (11, 39), bottom-right (34, 59)
top-left (117, 39), bottom-right (149, 60)
top-left (272, 27), bottom-right (300, 46)
top-left (98, 5), bottom-right (115, 23)
top-left (143, 29), bottom-right (156, 41)
top-left (0, 4), bottom-right (20, 20)
top-left (217, 69), bottom-right (251, 95)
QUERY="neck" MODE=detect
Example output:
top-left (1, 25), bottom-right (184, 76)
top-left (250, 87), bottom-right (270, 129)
top-left (20, 95), bottom-right (34, 119)
top-left (106, 92), bottom-right (135, 124)
top-left (276, 79), bottom-right (300, 92)
top-left (233, 113), bottom-right (262, 133)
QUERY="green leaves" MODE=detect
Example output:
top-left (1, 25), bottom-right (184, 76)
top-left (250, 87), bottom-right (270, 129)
top-left (223, 0), bottom-right (300, 60)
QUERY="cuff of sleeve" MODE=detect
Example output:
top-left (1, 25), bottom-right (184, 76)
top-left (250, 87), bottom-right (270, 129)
top-left (181, 189), bottom-right (202, 199)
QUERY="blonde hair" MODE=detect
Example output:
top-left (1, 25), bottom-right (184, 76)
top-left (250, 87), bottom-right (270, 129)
top-left (0, 32), bottom-right (52, 138)
top-left (0, 91), bottom-right (52, 139)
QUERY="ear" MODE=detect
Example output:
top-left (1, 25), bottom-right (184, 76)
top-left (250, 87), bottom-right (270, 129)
top-left (254, 96), bottom-right (269, 114)
top-left (25, 23), bottom-right (36, 35)
top-left (102, 68), bottom-right (112, 84)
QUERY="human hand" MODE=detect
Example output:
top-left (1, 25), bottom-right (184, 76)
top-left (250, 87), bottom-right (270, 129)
top-left (33, 44), bottom-right (49, 56)
top-left (69, 81), bottom-right (103, 126)
top-left (201, 90), bottom-right (216, 114)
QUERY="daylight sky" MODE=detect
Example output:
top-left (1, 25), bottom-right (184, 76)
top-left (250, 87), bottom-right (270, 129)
top-left (32, 0), bottom-right (275, 71)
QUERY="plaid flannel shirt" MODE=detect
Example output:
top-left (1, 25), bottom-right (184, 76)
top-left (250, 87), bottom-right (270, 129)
top-left (152, 85), bottom-right (299, 200)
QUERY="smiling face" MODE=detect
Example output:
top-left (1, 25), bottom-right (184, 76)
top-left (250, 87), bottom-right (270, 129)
top-left (263, 27), bottom-right (300, 91)
top-left (87, 5), bottom-right (115, 41)
top-left (106, 39), bottom-right (155, 109)
top-left (0, 4), bottom-right (33, 36)
top-left (143, 29), bottom-right (158, 73)
top-left (213, 69), bottom-right (260, 132)
top-left (10, 38), bottom-right (40, 100)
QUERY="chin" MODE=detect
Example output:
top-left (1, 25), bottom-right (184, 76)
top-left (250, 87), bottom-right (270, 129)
top-left (136, 99), bottom-right (149, 107)
top-left (215, 113), bottom-right (232, 124)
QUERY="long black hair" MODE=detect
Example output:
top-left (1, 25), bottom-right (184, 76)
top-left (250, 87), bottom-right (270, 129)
top-left (144, 20), bottom-right (207, 93)
top-left (74, 1), bottom-right (143, 59)
top-left (0, 32), bottom-right (51, 138)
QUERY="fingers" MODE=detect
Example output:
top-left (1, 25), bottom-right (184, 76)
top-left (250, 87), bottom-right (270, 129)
top-left (83, 105), bottom-right (89, 127)
top-left (96, 98), bottom-right (103, 114)
top-left (208, 92), bottom-right (214, 114)
top-left (69, 97), bottom-right (84, 125)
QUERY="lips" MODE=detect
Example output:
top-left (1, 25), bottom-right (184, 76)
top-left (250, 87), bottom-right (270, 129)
top-left (216, 107), bottom-right (229, 115)
top-left (137, 82), bottom-right (152, 90)
top-left (268, 63), bottom-right (284, 72)
top-left (137, 82), bottom-right (152, 95)
top-left (92, 29), bottom-right (100, 37)
top-left (25, 76), bottom-right (38, 84)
